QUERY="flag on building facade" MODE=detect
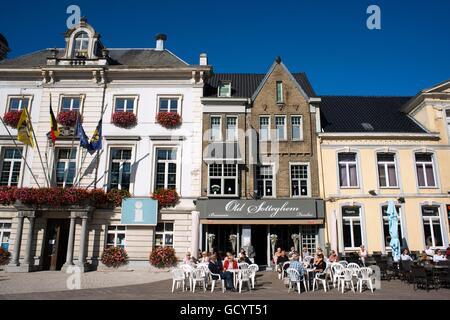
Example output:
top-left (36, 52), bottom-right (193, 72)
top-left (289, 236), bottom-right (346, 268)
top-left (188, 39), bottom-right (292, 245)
top-left (16, 108), bottom-right (34, 147)
top-left (49, 102), bottom-right (59, 145)
top-left (89, 119), bottom-right (102, 153)
top-left (76, 119), bottom-right (91, 150)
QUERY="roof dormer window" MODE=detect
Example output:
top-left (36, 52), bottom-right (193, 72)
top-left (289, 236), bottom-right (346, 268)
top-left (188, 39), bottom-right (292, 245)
top-left (218, 81), bottom-right (231, 97)
top-left (73, 32), bottom-right (89, 58)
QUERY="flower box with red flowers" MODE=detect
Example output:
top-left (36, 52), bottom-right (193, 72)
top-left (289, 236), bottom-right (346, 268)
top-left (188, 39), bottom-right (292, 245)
top-left (156, 112), bottom-right (181, 129)
top-left (101, 246), bottom-right (128, 268)
top-left (149, 246), bottom-right (177, 268)
top-left (3, 111), bottom-right (23, 128)
top-left (112, 112), bottom-right (137, 128)
top-left (151, 188), bottom-right (179, 209)
top-left (57, 110), bottom-right (81, 127)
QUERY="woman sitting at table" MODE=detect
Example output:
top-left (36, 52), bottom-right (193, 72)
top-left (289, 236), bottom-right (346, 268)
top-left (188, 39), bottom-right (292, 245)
top-left (328, 250), bottom-right (339, 263)
top-left (273, 247), bottom-right (282, 265)
top-left (433, 249), bottom-right (448, 263)
top-left (313, 253), bottom-right (326, 273)
top-left (200, 251), bottom-right (210, 263)
top-left (209, 254), bottom-right (234, 291)
top-left (223, 253), bottom-right (238, 270)
top-left (400, 249), bottom-right (413, 261)
top-left (183, 251), bottom-right (197, 265)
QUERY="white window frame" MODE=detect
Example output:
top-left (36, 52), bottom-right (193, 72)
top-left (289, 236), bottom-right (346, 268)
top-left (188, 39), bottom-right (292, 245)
top-left (276, 81), bottom-right (283, 103)
top-left (218, 81), bottom-right (231, 98)
top-left (421, 205), bottom-right (445, 249)
top-left (157, 96), bottom-right (181, 114)
top-left (113, 95), bottom-right (138, 113)
top-left (107, 147), bottom-right (133, 191)
top-left (154, 148), bottom-right (178, 191)
top-left (291, 115), bottom-right (303, 141)
top-left (415, 152), bottom-right (437, 188)
top-left (226, 116), bottom-right (238, 141)
top-left (290, 162), bottom-right (311, 198)
top-left (259, 116), bottom-right (271, 141)
top-left (342, 206), bottom-right (363, 251)
top-left (7, 95), bottom-right (32, 112)
top-left (54, 147), bottom-right (78, 188)
top-left (256, 163), bottom-right (275, 198)
top-left (0, 221), bottom-right (12, 251)
top-left (210, 115), bottom-right (222, 141)
top-left (0, 147), bottom-right (23, 187)
top-left (59, 95), bottom-right (84, 112)
top-left (207, 163), bottom-right (239, 197)
top-left (106, 225), bottom-right (126, 249)
top-left (275, 115), bottom-right (287, 141)
top-left (154, 222), bottom-right (174, 247)
top-left (377, 152), bottom-right (399, 188)
top-left (338, 152), bottom-right (359, 188)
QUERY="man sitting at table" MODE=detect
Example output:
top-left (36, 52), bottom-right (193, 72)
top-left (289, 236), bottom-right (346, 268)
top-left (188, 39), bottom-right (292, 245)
top-left (288, 254), bottom-right (305, 280)
top-left (209, 254), bottom-right (235, 291)
top-left (433, 249), bottom-right (448, 263)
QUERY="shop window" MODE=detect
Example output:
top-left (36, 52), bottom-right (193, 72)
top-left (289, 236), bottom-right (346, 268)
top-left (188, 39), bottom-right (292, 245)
top-left (208, 163), bottom-right (238, 197)
top-left (342, 206), bottom-right (363, 250)
top-left (155, 222), bottom-right (174, 247)
top-left (291, 164), bottom-right (309, 197)
top-left (106, 225), bottom-right (126, 248)
top-left (421, 206), bottom-right (444, 248)
top-left (256, 165), bottom-right (274, 197)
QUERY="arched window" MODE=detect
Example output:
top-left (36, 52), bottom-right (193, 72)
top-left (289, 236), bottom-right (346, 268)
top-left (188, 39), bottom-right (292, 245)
top-left (72, 32), bottom-right (89, 57)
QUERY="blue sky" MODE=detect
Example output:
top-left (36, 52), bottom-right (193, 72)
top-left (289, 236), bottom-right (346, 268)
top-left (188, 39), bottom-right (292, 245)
top-left (1, 0), bottom-right (450, 96)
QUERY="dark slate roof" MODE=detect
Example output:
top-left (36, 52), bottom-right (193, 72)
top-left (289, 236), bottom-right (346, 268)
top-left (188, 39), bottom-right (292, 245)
top-left (319, 96), bottom-right (426, 133)
top-left (204, 72), bottom-right (316, 98)
top-left (0, 48), bottom-right (188, 68)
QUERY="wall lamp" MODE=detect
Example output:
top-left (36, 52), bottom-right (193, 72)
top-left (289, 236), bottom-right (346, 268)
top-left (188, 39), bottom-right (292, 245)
top-left (368, 190), bottom-right (377, 196)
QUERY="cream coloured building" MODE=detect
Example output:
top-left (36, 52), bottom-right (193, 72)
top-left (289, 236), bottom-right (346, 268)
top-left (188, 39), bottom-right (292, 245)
top-left (318, 86), bottom-right (450, 255)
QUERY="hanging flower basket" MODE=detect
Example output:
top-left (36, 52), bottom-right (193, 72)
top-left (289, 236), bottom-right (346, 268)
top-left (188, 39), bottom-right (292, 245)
top-left (0, 187), bottom-right (129, 209)
top-left (101, 246), bottom-right (128, 268)
top-left (57, 110), bottom-right (81, 127)
top-left (0, 247), bottom-right (11, 266)
top-left (156, 112), bottom-right (181, 129)
top-left (151, 188), bottom-right (179, 209)
top-left (3, 111), bottom-right (23, 128)
top-left (149, 246), bottom-right (177, 268)
top-left (112, 112), bottom-right (137, 128)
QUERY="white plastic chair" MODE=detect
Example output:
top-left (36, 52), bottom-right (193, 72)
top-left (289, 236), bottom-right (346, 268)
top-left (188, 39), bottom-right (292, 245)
top-left (238, 262), bottom-right (249, 269)
top-left (340, 268), bottom-right (355, 293)
top-left (248, 264), bottom-right (259, 289)
top-left (171, 268), bottom-right (186, 293)
top-left (237, 269), bottom-right (252, 293)
top-left (312, 263), bottom-right (330, 292)
top-left (280, 261), bottom-right (290, 280)
top-left (356, 267), bottom-right (374, 293)
top-left (338, 261), bottom-right (348, 268)
top-left (180, 264), bottom-right (194, 291)
top-left (286, 268), bottom-right (308, 294)
top-left (209, 271), bottom-right (225, 293)
top-left (331, 263), bottom-right (345, 289)
top-left (192, 268), bottom-right (207, 292)
top-left (347, 263), bottom-right (361, 276)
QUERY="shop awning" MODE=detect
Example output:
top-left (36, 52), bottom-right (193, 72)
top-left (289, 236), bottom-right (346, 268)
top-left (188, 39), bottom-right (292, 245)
top-left (200, 219), bottom-right (324, 225)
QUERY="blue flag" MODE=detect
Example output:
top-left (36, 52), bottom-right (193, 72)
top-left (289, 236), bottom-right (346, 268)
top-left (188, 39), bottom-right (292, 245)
top-left (89, 119), bottom-right (102, 152)
top-left (76, 120), bottom-right (91, 150)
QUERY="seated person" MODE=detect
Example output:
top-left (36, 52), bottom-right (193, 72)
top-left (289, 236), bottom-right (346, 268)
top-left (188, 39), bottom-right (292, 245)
top-left (313, 253), bottom-right (326, 273)
top-left (208, 254), bottom-right (234, 291)
top-left (328, 250), bottom-right (339, 263)
top-left (433, 249), bottom-right (448, 263)
top-left (239, 251), bottom-right (252, 265)
top-left (301, 246), bottom-right (310, 260)
top-left (288, 247), bottom-right (296, 259)
top-left (223, 253), bottom-right (238, 270)
top-left (183, 251), bottom-right (197, 265)
top-left (276, 250), bottom-right (290, 275)
top-left (288, 254), bottom-right (305, 281)
top-left (273, 247), bottom-right (282, 265)
top-left (200, 251), bottom-right (210, 263)
top-left (400, 249), bottom-right (413, 261)
top-left (445, 244), bottom-right (450, 260)
top-left (425, 246), bottom-right (434, 258)
top-left (358, 245), bottom-right (368, 265)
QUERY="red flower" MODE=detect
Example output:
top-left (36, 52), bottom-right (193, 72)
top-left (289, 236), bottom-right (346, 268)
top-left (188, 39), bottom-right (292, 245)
top-left (57, 110), bottom-right (81, 127)
top-left (101, 247), bottom-right (128, 268)
top-left (3, 111), bottom-right (23, 128)
top-left (156, 112), bottom-right (181, 129)
top-left (149, 246), bottom-right (177, 268)
top-left (112, 112), bottom-right (137, 128)
top-left (151, 188), bottom-right (179, 209)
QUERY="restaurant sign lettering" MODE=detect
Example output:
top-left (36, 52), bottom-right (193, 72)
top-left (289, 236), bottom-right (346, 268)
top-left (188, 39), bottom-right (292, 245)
top-left (197, 199), bottom-right (324, 219)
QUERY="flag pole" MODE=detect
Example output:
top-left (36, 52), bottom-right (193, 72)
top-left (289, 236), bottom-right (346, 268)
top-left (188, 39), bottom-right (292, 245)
top-left (26, 108), bottom-right (51, 187)
top-left (66, 111), bottom-right (80, 187)
top-left (0, 116), bottom-right (41, 188)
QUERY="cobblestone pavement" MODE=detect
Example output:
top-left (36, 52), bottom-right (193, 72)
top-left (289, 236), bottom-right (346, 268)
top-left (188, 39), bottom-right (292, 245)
top-left (0, 269), bottom-right (172, 295)
top-left (1, 271), bottom-right (449, 300)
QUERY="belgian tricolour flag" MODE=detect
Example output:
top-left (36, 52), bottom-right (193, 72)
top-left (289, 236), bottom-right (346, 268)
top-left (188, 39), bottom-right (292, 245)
top-left (49, 100), bottom-right (60, 145)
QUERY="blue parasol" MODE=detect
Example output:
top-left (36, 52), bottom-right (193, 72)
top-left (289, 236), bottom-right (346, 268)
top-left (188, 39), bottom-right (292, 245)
top-left (387, 200), bottom-right (401, 262)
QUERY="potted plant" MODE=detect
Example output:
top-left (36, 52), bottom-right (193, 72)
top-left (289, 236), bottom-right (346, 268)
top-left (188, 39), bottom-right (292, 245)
top-left (3, 110), bottom-right (23, 128)
top-left (149, 246), bottom-right (177, 268)
top-left (270, 234), bottom-right (278, 262)
top-left (156, 112), bottom-right (181, 129)
top-left (151, 188), bottom-right (179, 209)
top-left (207, 234), bottom-right (216, 252)
top-left (101, 246), bottom-right (128, 268)
top-left (112, 112), bottom-right (137, 128)
top-left (211, 185), bottom-right (220, 195)
top-left (291, 233), bottom-right (300, 252)
top-left (229, 234), bottom-right (237, 254)
top-left (57, 110), bottom-right (81, 127)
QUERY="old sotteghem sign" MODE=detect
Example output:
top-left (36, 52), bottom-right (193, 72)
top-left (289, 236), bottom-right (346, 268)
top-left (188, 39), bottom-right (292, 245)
top-left (197, 199), bottom-right (324, 219)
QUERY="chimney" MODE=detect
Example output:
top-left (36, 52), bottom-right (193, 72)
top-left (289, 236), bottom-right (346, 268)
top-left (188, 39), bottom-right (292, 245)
top-left (155, 33), bottom-right (167, 51)
top-left (199, 53), bottom-right (208, 66)
top-left (0, 33), bottom-right (10, 61)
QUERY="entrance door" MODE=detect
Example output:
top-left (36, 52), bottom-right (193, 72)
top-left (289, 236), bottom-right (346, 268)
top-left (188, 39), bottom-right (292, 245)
top-left (251, 225), bottom-right (267, 266)
top-left (43, 219), bottom-right (70, 271)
